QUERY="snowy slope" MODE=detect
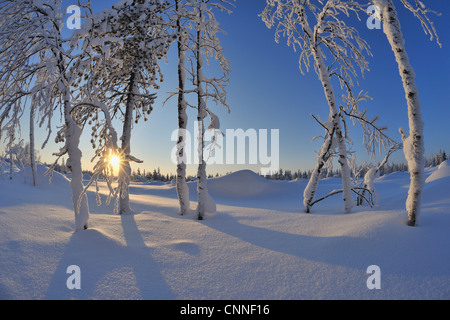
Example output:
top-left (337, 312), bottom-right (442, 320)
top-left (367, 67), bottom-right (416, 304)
top-left (425, 160), bottom-right (450, 183)
top-left (0, 165), bottom-right (449, 300)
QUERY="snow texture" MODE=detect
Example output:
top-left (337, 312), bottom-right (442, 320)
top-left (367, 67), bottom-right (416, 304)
top-left (0, 165), bottom-right (449, 299)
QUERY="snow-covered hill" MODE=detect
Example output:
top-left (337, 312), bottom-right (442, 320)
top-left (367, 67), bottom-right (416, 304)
top-left (0, 163), bottom-right (449, 299)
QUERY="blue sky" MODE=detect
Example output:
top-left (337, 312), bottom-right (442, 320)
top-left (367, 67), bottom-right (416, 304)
top-left (6, 0), bottom-right (450, 176)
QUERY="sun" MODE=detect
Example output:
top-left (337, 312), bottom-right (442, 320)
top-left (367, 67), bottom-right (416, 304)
top-left (109, 155), bottom-right (121, 173)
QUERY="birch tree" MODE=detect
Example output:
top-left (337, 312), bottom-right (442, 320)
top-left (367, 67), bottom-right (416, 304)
top-left (0, 102), bottom-right (24, 181)
top-left (0, 60), bottom-right (55, 187)
top-left (173, 0), bottom-right (191, 216)
top-left (69, 99), bottom-right (123, 215)
top-left (164, 0), bottom-right (232, 219)
top-left (188, 0), bottom-right (232, 220)
top-left (262, 0), bottom-right (371, 213)
top-left (0, 0), bottom-right (96, 231)
top-left (340, 100), bottom-right (402, 206)
top-left (29, 68), bottom-right (58, 186)
top-left (371, 0), bottom-right (440, 226)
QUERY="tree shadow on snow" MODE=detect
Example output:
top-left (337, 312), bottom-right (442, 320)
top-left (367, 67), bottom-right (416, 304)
top-left (204, 211), bottom-right (450, 280)
top-left (44, 214), bottom-right (174, 300)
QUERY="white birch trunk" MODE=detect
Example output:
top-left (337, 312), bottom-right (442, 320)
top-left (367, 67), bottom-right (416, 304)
top-left (373, 0), bottom-right (425, 226)
top-left (313, 48), bottom-right (353, 213)
top-left (9, 134), bottom-right (13, 181)
top-left (118, 72), bottom-right (137, 215)
top-left (30, 104), bottom-right (37, 187)
top-left (299, 5), bottom-right (354, 213)
top-left (196, 16), bottom-right (216, 219)
top-left (337, 131), bottom-right (354, 213)
top-left (176, 0), bottom-right (190, 215)
top-left (64, 91), bottom-right (89, 231)
top-left (303, 128), bottom-right (334, 213)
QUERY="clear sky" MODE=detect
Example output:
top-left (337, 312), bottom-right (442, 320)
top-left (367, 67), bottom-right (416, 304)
top-left (4, 0), bottom-right (450, 177)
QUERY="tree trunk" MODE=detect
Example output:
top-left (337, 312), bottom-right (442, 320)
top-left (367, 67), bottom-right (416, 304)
top-left (64, 91), bottom-right (89, 231)
top-left (9, 134), bottom-right (13, 180)
top-left (196, 23), bottom-right (206, 220)
top-left (357, 146), bottom-right (397, 206)
top-left (196, 119), bottom-right (207, 219)
top-left (30, 104), bottom-right (37, 187)
top-left (195, 10), bottom-right (216, 220)
top-left (374, 0), bottom-right (425, 226)
top-left (337, 129), bottom-right (354, 213)
top-left (305, 49), bottom-right (354, 213)
top-left (295, 4), bottom-right (353, 213)
top-left (303, 128), bottom-right (335, 213)
top-left (176, 0), bottom-right (190, 216)
top-left (118, 72), bottom-right (137, 215)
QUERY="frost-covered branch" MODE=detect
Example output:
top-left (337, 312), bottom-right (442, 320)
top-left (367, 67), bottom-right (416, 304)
top-left (0, 0), bottom-right (98, 231)
top-left (398, 0), bottom-right (441, 47)
top-left (262, 0), bottom-right (372, 213)
top-left (70, 100), bottom-right (124, 215)
top-left (340, 103), bottom-right (401, 159)
top-left (309, 187), bottom-right (375, 208)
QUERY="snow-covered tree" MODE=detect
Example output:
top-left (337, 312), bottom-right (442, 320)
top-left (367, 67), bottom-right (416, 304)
top-left (188, 0), bottom-right (232, 220)
top-left (355, 143), bottom-right (401, 206)
top-left (172, 0), bottom-right (192, 216)
top-left (339, 96), bottom-right (403, 206)
top-left (435, 149), bottom-right (447, 166)
top-left (70, 99), bottom-right (123, 215)
top-left (164, 0), bottom-right (232, 219)
top-left (29, 69), bottom-right (58, 187)
top-left (76, 0), bottom-right (174, 214)
top-left (262, 0), bottom-right (371, 213)
top-left (0, 102), bottom-right (23, 181)
top-left (0, 20), bottom-right (30, 182)
top-left (29, 104), bottom-right (37, 186)
top-left (0, 57), bottom-right (55, 187)
top-left (371, 0), bottom-right (441, 226)
top-left (0, 0), bottom-right (96, 231)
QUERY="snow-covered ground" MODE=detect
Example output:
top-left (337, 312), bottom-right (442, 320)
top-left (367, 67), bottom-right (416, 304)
top-left (0, 162), bottom-right (449, 300)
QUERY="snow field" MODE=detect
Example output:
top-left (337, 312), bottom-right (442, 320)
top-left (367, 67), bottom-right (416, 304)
top-left (0, 162), bottom-right (449, 299)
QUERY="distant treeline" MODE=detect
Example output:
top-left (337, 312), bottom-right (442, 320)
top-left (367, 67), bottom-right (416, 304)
top-left (262, 149), bottom-right (448, 181)
top-left (36, 149), bottom-right (448, 182)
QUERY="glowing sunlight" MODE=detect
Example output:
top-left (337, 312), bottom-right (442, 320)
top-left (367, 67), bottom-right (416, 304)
top-left (109, 155), bottom-right (121, 174)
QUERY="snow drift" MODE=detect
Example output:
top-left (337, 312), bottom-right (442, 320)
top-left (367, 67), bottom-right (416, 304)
top-left (0, 166), bottom-right (449, 300)
top-left (205, 170), bottom-right (281, 198)
top-left (425, 160), bottom-right (450, 183)
top-left (2, 163), bottom-right (70, 187)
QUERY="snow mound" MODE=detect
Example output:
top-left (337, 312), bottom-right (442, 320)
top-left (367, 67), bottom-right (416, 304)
top-left (132, 175), bottom-right (147, 183)
top-left (289, 177), bottom-right (304, 183)
top-left (426, 160), bottom-right (450, 183)
top-left (0, 162), bottom-right (21, 175)
top-left (1, 165), bottom-right (450, 300)
top-left (5, 164), bottom-right (71, 187)
top-left (30, 165), bottom-right (71, 187)
top-left (206, 170), bottom-right (279, 197)
top-left (376, 171), bottom-right (410, 182)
